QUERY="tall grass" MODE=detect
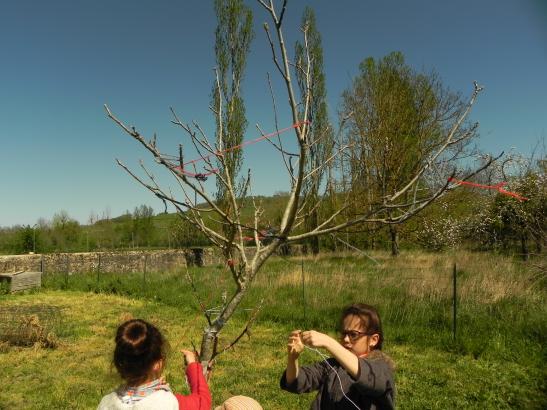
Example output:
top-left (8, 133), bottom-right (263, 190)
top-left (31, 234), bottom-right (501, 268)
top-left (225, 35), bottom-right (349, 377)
top-left (34, 250), bottom-right (546, 408)
top-left (42, 251), bottom-right (546, 364)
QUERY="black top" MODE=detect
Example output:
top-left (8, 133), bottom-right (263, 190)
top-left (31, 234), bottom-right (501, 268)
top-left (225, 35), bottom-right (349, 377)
top-left (280, 351), bottom-right (395, 410)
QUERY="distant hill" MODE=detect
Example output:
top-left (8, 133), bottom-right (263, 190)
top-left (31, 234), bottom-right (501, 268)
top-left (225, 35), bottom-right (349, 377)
top-left (143, 193), bottom-right (290, 230)
top-left (75, 193), bottom-right (293, 250)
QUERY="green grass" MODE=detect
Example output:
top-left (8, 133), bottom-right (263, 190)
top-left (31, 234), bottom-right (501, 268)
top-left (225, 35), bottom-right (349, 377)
top-left (0, 250), bottom-right (545, 409)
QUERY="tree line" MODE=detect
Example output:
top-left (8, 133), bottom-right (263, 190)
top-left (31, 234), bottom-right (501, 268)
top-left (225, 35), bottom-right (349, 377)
top-left (0, 205), bottom-right (204, 255)
top-left (1, 154), bottom-right (543, 259)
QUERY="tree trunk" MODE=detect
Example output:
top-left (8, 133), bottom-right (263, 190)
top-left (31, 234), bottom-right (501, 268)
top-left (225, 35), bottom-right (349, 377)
top-left (390, 225), bottom-right (400, 256)
top-left (309, 210), bottom-right (320, 255)
top-left (197, 240), bottom-right (282, 376)
top-left (199, 286), bottom-right (247, 376)
top-left (521, 232), bottom-right (529, 261)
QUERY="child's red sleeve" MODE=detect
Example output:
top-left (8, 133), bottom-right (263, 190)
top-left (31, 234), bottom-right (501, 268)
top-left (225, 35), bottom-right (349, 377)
top-left (175, 362), bottom-right (212, 410)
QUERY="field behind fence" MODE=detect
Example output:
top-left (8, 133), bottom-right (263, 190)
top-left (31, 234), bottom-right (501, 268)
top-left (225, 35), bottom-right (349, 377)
top-left (1, 250), bottom-right (545, 409)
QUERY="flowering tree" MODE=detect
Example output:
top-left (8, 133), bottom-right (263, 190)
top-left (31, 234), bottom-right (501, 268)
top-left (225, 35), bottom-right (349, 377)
top-left (474, 152), bottom-right (546, 258)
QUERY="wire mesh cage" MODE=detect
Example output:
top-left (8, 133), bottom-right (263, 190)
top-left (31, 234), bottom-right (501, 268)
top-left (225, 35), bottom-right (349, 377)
top-left (0, 304), bottom-right (62, 348)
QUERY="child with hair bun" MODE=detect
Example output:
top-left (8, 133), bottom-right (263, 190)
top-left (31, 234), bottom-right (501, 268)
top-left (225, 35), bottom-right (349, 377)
top-left (97, 319), bottom-right (211, 410)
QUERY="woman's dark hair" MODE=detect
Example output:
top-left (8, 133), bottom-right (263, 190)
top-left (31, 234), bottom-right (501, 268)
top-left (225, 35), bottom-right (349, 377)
top-left (113, 319), bottom-right (166, 386)
top-left (339, 303), bottom-right (384, 350)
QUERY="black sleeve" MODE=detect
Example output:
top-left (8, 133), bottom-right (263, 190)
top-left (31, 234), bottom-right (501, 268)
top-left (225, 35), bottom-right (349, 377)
top-left (354, 357), bottom-right (395, 405)
top-left (280, 360), bottom-right (328, 394)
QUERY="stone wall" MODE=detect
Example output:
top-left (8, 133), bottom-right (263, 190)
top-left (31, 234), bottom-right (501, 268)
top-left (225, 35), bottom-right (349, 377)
top-left (0, 250), bottom-right (188, 275)
top-left (200, 244), bottom-right (304, 266)
top-left (0, 244), bottom-right (304, 275)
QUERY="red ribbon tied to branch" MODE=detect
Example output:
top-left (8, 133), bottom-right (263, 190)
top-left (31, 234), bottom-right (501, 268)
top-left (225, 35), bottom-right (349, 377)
top-left (448, 177), bottom-right (529, 201)
top-left (174, 121), bottom-right (309, 179)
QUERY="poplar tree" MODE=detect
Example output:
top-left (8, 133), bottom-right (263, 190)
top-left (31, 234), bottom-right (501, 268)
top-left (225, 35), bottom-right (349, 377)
top-left (212, 0), bottom-right (254, 254)
top-left (295, 7), bottom-right (333, 254)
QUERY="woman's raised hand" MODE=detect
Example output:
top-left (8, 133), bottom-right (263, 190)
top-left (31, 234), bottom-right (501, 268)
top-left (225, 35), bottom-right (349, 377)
top-left (287, 330), bottom-right (304, 357)
top-left (300, 330), bottom-right (331, 349)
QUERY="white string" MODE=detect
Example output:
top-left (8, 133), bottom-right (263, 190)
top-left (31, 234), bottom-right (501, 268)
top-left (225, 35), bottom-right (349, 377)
top-left (304, 346), bottom-right (361, 410)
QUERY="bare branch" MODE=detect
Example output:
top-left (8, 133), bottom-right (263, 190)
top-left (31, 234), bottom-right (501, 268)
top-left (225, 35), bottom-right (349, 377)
top-left (214, 299), bottom-right (264, 359)
top-left (185, 269), bottom-right (212, 326)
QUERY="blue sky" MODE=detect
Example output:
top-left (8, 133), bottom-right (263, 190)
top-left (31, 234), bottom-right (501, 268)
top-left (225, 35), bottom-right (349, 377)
top-left (1, 0), bottom-right (545, 227)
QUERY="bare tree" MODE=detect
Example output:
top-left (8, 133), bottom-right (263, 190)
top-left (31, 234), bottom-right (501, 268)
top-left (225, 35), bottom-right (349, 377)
top-left (105, 0), bottom-right (493, 374)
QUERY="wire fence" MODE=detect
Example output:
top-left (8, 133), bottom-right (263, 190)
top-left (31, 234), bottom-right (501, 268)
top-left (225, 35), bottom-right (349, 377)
top-left (276, 252), bottom-right (462, 340)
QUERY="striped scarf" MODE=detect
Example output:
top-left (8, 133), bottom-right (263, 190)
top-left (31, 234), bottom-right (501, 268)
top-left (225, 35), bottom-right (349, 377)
top-left (117, 377), bottom-right (172, 404)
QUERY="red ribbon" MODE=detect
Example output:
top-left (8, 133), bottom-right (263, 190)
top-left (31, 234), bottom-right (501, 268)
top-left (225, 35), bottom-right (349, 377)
top-left (174, 121), bottom-right (309, 178)
top-left (448, 177), bottom-right (528, 201)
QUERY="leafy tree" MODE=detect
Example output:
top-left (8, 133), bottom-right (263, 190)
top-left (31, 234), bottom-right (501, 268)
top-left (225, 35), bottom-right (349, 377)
top-left (133, 205), bottom-right (155, 247)
top-left (481, 168), bottom-right (546, 258)
top-left (15, 225), bottom-right (35, 254)
top-left (51, 211), bottom-right (81, 252)
top-left (114, 211), bottom-right (134, 248)
top-left (341, 51), bottom-right (477, 255)
top-left (171, 218), bottom-right (210, 247)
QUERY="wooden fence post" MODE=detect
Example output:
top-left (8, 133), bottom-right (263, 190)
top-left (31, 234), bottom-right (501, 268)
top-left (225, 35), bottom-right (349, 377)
top-left (453, 263), bottom-right (457, 340)
top-left (97, 253), bottom-right (101, 284)
top-left (65, 254), bottom-right (69, 287)
top-left (142, 253), bottom-right (147, 290)
top-left (301, 257), bottom-right (306, 326)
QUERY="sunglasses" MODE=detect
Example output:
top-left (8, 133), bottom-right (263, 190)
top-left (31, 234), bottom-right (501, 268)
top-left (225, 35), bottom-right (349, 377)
top-left (339, 329), bottom-right (368, 342)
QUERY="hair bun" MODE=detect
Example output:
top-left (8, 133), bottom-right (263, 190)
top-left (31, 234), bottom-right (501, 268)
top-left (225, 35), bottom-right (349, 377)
top-left (117, 319), bottom-right (150, 354)
top-left (126, 321), bottom-right (147, 342)
top-left (113, 319), bottom-right (166, 385)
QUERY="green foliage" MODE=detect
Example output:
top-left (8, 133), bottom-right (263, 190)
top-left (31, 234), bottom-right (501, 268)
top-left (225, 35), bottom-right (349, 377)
top-left (132, 204), bottom-right (156, 247)
top-left (50, 210), bottom-right (82, 252)
top-left (0, 164), bottom-right (542, 256)
top-left (0, 280), bottom-right (10, 295)
top-left (170, 217), bottom-right (210, 247)
top-left (340, 51), bottom-right (474, 255)
top-left (490, 172), bottom-right (545, 251)
top-left (16, 225), bottom-right (35, 254)
top-left (6, 251), bottom-right (542, 409)
top-left (212, 0), bottom-right (253, 197)
top-left (343, 52), bottom-right (440, 196)
top-left (210, 0), bottom-right (254, 257)
top-left (460, 163), bottom-right (546, 256)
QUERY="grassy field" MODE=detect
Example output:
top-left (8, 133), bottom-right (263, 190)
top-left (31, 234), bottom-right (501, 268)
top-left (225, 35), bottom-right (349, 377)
top-left (0, 251), bottom-right (545, 409)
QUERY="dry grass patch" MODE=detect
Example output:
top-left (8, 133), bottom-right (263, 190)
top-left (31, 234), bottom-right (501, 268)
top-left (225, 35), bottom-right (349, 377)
top-left (0, 291), bottom-right (217, 408)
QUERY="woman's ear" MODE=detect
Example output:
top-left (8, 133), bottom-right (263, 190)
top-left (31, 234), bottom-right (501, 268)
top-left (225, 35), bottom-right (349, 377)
top-left (369, 333), bottom-right (380, 348)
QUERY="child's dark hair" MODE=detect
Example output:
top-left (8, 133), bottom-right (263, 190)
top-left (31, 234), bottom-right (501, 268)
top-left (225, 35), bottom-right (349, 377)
top-left (113, 319), bottom-right (166, 386)
top-left (340, 303), bottom-right (384, 350)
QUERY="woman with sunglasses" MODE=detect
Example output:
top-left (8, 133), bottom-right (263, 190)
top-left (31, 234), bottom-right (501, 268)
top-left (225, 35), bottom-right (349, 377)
top-left (280, 303), bottom-right (395, 409)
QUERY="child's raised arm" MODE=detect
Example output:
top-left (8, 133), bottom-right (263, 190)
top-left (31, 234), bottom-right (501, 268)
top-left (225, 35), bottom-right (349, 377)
top-left (175, 349), bottom-right (212, 410)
